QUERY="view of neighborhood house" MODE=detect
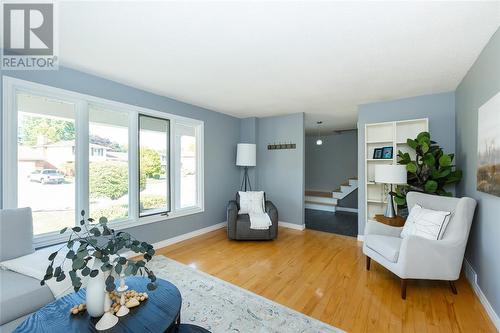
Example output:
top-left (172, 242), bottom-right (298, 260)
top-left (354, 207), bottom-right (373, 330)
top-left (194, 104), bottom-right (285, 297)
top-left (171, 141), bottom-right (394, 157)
top-left (17, 93), bottom-right (196, 235)
top-left (17, 93), bottom-right (77, 235)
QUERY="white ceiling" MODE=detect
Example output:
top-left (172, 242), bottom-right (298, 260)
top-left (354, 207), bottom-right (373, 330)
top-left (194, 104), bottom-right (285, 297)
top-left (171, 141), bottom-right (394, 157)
top-left (57, 1), bottom-right (500, 132)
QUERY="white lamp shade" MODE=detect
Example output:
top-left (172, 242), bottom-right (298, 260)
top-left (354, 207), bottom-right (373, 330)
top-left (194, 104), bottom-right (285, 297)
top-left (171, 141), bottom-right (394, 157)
top-left (236, 143), bottom-right (256, 166)
top-left (375, 164), bottom-right (407, 184)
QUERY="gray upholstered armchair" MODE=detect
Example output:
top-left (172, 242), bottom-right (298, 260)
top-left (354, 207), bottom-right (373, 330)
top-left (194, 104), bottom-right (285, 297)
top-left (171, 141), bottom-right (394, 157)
top-left (227, 192), bottom-right (278, 240)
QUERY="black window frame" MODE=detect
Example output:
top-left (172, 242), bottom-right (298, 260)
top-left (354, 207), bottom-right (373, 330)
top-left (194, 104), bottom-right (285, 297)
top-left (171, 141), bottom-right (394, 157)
top-left (138, 113), bottom-right (171, 218)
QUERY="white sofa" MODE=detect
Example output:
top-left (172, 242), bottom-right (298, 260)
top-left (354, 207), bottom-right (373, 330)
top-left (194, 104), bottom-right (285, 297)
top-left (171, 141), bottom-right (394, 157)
top-left (363, 191), bottom-right (477, 299)
top-left (0, 208), bottom-right (55, 332)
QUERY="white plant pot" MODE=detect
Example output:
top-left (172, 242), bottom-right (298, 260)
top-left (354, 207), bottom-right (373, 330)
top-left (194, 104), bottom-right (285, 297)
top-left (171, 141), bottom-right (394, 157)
top-left (86, 260), bottom-right (105, 317)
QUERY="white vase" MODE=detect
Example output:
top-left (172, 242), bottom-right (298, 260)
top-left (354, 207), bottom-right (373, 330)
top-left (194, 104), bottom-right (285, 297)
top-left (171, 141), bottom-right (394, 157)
top-left (86, 259), bottom-right (105, 317)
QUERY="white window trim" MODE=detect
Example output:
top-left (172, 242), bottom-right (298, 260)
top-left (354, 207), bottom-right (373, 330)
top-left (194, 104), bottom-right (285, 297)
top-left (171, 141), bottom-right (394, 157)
top-left (2, 76), bottom-right (204, 248)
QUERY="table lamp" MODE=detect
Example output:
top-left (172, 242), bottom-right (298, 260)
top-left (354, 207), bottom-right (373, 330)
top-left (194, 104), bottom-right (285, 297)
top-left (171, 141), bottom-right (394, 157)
top-left (375, 164), bottom-right (407, 218)
top-left (236, 143), bottom-right (256, 191)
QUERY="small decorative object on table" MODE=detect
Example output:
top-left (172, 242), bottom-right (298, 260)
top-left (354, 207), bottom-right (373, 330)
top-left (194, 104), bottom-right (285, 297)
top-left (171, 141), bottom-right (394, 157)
top-left (115, 275), bottom-right (130, 317)
top-left (41, 210), bottom-right (158, 328)
top-left (95, 292), bottom-right (119, 330)
top-left (70, 303), bottom-right (86, 315)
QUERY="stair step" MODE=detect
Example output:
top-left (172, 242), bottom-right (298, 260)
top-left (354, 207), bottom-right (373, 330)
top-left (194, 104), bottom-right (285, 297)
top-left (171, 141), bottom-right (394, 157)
top-left (305, 191), bottom-right (332, 198)
top-left (304, 195), bottom-right (338, 205)
top-left (341, 185), bottom-right (352, 192)
top-left (305, 200), bottom-right (337, 206)
top-left (332, 191), bottom-right (344, 199)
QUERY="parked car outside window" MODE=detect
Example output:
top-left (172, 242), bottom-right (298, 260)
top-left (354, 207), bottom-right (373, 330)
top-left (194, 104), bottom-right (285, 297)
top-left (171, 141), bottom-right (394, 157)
top-left (28, 169), bottom-right (65, 184)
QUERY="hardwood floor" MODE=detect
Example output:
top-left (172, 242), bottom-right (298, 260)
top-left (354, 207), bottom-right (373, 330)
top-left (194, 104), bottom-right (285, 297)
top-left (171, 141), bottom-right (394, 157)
top-left (156, 227), bottom-right (497, 333)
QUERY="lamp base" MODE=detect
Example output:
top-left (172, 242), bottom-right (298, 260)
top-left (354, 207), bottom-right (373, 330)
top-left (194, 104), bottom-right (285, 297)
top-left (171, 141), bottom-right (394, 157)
top-left (384, 193), bottom-right (396, 218)
top-left (240, 167), bottom-right (252, 191)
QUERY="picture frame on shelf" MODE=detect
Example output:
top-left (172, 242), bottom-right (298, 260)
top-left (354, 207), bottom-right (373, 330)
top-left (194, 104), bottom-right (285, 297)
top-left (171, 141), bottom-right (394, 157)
top-left (373, 148), bottom-right (383, 159)
top-left (381, 146), bottom-right (393, 159)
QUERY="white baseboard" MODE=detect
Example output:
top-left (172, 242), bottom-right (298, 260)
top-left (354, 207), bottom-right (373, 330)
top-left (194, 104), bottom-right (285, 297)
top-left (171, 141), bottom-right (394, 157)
top-left (279, 221), bottom-right (306, 231)
top-left (463, 259), bottom-right (500, 331)
top-left (357, 235), bottom-right (364, 242)
top-left (152, 221), bottom-right (227, 250)
top-left (336, 207), bottom-right (359, 213)
top-left (126, 220), bottom-right (306, 258)
top-left (304, 203), bottom-right (336, 212)
top-left (123, 222), bottom-right (227, 258)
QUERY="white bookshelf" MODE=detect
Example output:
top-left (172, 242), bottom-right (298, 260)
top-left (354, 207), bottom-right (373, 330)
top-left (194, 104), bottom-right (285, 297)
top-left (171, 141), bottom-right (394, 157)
top-left (364, 118), bottom-right (428, 222)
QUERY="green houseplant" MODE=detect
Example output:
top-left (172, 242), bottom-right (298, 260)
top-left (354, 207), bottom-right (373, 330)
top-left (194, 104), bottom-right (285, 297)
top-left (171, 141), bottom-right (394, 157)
top-left (41, 211), bottom-right (157, 316)
top-left (392, 131), bottom-right (462, 207)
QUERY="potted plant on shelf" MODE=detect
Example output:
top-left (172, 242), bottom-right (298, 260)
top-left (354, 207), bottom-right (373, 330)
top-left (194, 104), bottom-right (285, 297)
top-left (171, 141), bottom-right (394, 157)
top-left (392, 131), bottom-right (462, 215)
top-left (41, 211), bottom-right (157, 317)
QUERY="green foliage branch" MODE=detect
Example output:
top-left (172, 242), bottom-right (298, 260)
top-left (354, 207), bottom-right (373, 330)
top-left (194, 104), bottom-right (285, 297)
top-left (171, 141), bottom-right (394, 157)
top-left (393, 132), bottom-right (462, 207)
top-left (41, 211), bottom-right (157, 292)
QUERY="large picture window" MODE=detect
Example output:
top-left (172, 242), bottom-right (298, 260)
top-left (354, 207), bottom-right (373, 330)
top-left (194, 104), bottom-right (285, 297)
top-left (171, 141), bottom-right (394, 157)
top-left (139, 115), bottom-right (170, 217)
top-left (16, 92), bottom-right (77, 235)
top-left (3, 77), bottom-right (204, 247)
top-left (89, 106), bottom-right (130, 223)
top-left (174, 123), bottom-right (198, 209)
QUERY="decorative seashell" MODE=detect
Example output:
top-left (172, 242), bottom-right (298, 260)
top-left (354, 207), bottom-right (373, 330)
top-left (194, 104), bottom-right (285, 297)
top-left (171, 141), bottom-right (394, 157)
top-left (125, 298), bottom-right (140, 308)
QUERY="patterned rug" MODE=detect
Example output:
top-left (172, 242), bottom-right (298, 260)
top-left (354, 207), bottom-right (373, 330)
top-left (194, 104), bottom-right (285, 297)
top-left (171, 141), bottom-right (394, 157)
top-left (147, 255), bottom-right (343, 333)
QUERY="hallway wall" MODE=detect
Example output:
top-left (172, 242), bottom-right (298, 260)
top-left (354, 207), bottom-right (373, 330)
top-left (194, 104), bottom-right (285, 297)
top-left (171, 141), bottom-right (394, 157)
top-left (305, 130), bottom-right (357, 191)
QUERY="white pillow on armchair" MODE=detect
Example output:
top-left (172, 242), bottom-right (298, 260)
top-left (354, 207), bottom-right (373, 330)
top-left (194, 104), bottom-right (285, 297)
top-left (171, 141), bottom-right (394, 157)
top-left (238, 191), bottom-right (265, 215)
top-left (401, 204), bottom-right (451, 240)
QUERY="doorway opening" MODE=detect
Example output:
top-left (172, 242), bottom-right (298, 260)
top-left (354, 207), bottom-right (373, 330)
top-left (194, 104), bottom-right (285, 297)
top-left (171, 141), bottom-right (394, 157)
top-left (304, 128), bottom-right (358, 237)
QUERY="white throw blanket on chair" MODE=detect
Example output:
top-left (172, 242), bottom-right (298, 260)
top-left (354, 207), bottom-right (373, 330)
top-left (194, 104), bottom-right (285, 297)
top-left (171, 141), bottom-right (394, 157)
top-left (248, 212), bottom-right (272, 230)
top-left (238, 191), bottom-right (272, 230)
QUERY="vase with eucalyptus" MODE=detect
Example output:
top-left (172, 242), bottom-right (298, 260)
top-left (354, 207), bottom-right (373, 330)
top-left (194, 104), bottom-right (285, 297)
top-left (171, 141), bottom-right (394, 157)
top-left (392, 131), bottom-right (462, 212)
top-left (41, 211), bottom-right (157, 317)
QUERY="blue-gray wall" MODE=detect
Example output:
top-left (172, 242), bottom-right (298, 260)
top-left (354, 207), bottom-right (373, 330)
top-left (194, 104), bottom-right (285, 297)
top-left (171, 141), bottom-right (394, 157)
top-left (357, 92), bottom-right (456, 235)
top-left (456, 28), bottom-right (500, 317)
top-left (239, 117), bottom-right (258, 188)
top-left (257, 113), bottom-right (305, 225)
top-left (0, 67), bottom-right (241, 245)
top-left (305, 130), bottom-right (357, 191)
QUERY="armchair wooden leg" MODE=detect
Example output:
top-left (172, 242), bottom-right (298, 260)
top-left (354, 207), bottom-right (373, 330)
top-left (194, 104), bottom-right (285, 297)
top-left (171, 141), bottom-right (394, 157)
top-left (401, 279), bottom-right (407, 300)
top-left (366, 256), bottom-right (371, 271)
top-left (449, 281), bottom-right (458, 294)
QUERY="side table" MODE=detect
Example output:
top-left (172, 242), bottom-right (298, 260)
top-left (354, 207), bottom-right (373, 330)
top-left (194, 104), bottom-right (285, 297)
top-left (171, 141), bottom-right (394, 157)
top-left (14, 277), bottom-right (181, 333)
top-left (373, 214), bottom-right (406, 227)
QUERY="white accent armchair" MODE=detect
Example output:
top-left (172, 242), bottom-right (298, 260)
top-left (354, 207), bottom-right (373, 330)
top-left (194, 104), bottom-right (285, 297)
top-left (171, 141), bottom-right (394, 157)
top-left (363, 192), bottom-right (477, 299)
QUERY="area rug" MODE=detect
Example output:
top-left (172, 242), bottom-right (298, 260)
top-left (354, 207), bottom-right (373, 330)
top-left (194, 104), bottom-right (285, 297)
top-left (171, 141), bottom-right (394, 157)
top-left (147, 255), bottom-right (343, 333)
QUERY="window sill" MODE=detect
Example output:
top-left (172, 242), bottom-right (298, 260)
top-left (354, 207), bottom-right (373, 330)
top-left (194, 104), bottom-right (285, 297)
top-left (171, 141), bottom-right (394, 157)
top-left (33, 206), bottom-right (204, 248)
